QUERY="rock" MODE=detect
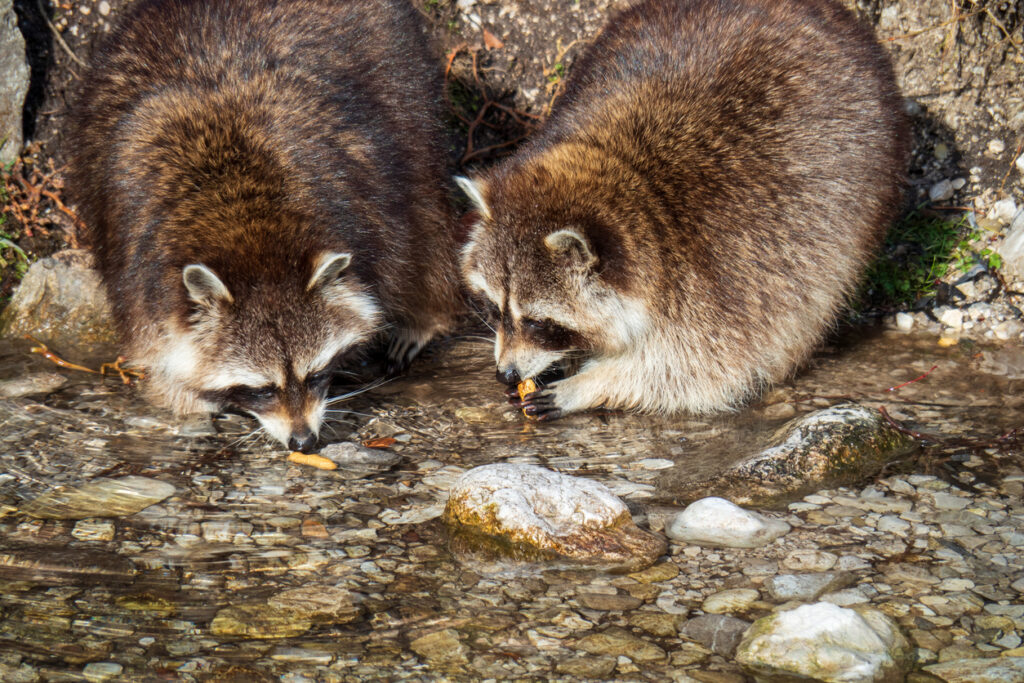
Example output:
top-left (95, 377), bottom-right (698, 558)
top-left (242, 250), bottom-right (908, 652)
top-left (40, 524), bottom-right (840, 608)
top-left (895, 312), bottom-right (915, 332)
top-left (0, 546), bottom-right (136, 586)
top-left (764, 572), bottom-right (854, 602)
top-left (443, 464), bottom-right (666, 572)
top-left (989, 198), bottom-right (1018, 224)
top-left (0, 372), bottom-right (67, 398)
top-left (987, 139), bottom-right (1005, 155)
top-left (782, 549), bottom-right (838, 572)
top-left (578, 592), bottom-right (642, 611)
top-left (666, 497), bottom-right (790, 549)
top-left (575, 626), bottom-right (666, 662)
top-left (210, 604), bottom-right (313, 639)
top-left (71, 519), bottom-right (116, 542)
top-left (21, 476), bottom-right (176, 519)
top-left (938, 307), bottom-right (964, 330)
top-left (0, 0), bottom-right (28, 163)
top-left (736, 603), bottom-right (912, 682)
top-left (1017, 154), bottom-right (1024, 176)
top-left (685, 403), bottom-right (917, 506)
top-left (82, 662), bottom-right (123, 682)
top-left (556, 656), bottom-right (617, 678)
top-left (924, 657), bottom-right (1024, 682)
top-left (628, 611), bottom-right (680, 637)
top-left (679, 614), bottom-right (751, 657)
top-left (319, 441), bottom-right (401, 479)
top-left (701, 588), bottom-right (760, 614)
top-left (999, 210), bottom-right (1024, 278)
top-left (410, 629), bottom-right (468, 666)
top-left (929, 180), bottom-right (954, 202)
top-left (0, 251), bottom-right (118, 356)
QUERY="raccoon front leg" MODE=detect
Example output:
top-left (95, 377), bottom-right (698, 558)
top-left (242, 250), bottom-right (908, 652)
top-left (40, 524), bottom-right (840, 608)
top-left (520, 355), bottom-right (645, 420)
top-left (386, 324), bottom-right (440, 375)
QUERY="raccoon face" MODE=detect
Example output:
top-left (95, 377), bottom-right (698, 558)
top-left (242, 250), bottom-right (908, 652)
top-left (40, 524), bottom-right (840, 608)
top-left (457, 176), bottom-right (648, 385)
top-left (156, 251), bottom-right (382, 452)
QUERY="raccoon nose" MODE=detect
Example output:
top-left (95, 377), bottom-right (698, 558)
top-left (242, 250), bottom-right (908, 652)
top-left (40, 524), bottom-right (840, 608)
top-left (288, 429), bottom-right (317, 454)
top-left (496, 367), bottom-right (521, 386)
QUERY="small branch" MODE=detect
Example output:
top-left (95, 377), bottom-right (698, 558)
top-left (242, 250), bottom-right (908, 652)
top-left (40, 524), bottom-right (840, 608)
top-left (36, 0), bottom-right (87, 69)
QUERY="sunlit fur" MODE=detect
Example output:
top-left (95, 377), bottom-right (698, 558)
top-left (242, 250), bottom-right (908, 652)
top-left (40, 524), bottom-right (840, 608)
top-left (69, 0), bottom-right (461, 447)
top-left (460, 0), bottom-right (908, 417)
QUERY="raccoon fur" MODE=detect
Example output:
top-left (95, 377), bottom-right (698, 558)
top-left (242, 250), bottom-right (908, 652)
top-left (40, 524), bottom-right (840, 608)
top-left (458, 0), bottom-right (908, 420)
top-left (69, 0), bottom-right (460, 451)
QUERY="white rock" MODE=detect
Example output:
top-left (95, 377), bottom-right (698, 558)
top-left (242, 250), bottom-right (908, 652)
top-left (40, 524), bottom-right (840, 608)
top-left (988, 139), bottom-right (1006, 155)
top-left (666, 497), bottom-right (790, 548)
top-left (938, 308), bottom-right (963, 330)
top-left (736, 603), bottom-right (911, 682)
top-left (821, 588), bottom-right (871, 607)
top-left (895, 312), bottom-right (914, 332)
top-left (449, 464), bottom-right (626, 535)
top-left (929, 180), bottom-right (954, 202)
top-left (989, 198), bottom-right (1018, 223)
top-left (999, 210), bottom-right (1024, 277)
top-left (877, 515), bottom-right (911, 537)
top-left (72, 518), bottom-right (116, 542)
top-left (782, 549), bottom-right (837, 572)
top-left (1017, 153), bottom-right (1024, 176)
top-left (951, 177), bottom-right (966, 190)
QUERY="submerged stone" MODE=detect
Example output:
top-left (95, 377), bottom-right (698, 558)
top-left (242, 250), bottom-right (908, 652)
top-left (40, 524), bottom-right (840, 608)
top-left (319, 441), bottom-right (401, 479)
top-left (736, 602), bottom-right (912, 682)
top-left (443, 464), bottom-right (666, 572)
top-left (0, 546), bottom-right (136, 586)
top-left (679, 614), bottom-right (751, 657)
top-left (666, 497), bottom-right (790, 548)
top-left (924, 657), bottom-right (1024, 682)
top-left (575, 626), bottom-right (667, 662)
top-left (409, 628), bottom-right (469, 666)
top-left (265, 585), bottom-right (362, 624)
top-left (21, 476), bottom-right (176, 519)
top-left (687, 403), bottom-right (917, 506)
top-left (0, 372), bottom-right (67, 399)
top-left (209, 604), bottom-right (313, 639)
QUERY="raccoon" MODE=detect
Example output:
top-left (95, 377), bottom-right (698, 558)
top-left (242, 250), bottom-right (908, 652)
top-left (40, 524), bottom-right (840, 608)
top-left (458, 0), bottom-right (908, 420)
top-left (69, 0), bottom-right (460, 451)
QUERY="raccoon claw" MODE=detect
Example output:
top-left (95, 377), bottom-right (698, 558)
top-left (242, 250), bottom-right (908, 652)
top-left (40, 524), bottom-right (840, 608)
top-left (520, 391), bottom-right (563, 421)
top-left (385, 335), bottom-right (424, 376)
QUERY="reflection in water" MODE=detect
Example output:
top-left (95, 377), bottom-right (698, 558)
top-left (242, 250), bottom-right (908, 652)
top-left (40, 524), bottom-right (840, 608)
top-left (0, 328), bottom-right (1021, 676)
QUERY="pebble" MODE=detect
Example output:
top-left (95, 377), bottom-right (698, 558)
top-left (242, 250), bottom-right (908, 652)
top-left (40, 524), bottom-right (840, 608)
top-left (701, 588), bottom-right (760, 614)
top-left (0, 372), bottom-right (67, 398)
top-left (679, 614), bottom-right (751, 657)
top-left (71, 519), bottom-right (116, 542)
top-left (576, 627), bottom-right (666, 662)
top-left (22, 476), bottom-right (176, 520)
top-left (666, 497), bottom-right (791, 548)
top-left (930, 179), bottom-right (954, 202)
top-left (895, 311), bottom-right (915, 331)
top-left (990, 198), bottom-right (1019, 223)
top-left (410, 629), bottom-right (468, 665)
top-left (765, 572), bottom-right (852, 602)
top-left (82, 662), bottom-right (123, 682)
top-left (781, 549), bottom-right (837, 572)
top-left (988, 139), bottom-right (1006, 155)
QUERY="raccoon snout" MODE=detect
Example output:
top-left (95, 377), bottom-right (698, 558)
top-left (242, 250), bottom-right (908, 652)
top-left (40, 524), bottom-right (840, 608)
top-left (496, 367), bottom-right (521, 386)
top-left (288, 428), bottom-right (317, 454)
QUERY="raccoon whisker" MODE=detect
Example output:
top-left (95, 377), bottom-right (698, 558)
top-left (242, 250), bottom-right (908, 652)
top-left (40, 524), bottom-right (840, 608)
top-left (323, 409), bottom-right (377, 418)
top-left (468, 304), bottom-right (496, 334)
top-left (326, 376), bottom-right (393, 404)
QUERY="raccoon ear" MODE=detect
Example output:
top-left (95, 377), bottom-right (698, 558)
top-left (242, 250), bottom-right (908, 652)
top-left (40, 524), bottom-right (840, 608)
top-left (183, 264), bottom-right (233, 306)
top-left (544, 229), bottom-right (598, 269)
top-left (308, 251), bottom-right (352, 291)
top-left (455, 175), bottom-right (491, 220)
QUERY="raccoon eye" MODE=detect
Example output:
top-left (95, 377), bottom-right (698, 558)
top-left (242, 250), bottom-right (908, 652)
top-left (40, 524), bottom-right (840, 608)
top-left (229, 385), bottom-right (277, 405)
top-left (306, 369), bottom-right (333, 390)
top-left (521, 318), bottom-right (548, 332)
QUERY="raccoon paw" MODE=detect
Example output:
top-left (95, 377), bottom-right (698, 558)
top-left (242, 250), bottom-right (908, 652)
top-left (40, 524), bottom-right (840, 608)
top-left (519, 388), bottom-right (563, 422)
top-left (385, 330), bottom-right (428, 376)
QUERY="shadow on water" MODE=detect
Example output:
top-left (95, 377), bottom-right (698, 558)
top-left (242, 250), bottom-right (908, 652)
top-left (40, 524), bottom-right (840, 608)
top-left (0, 325), bottom-right (1021, 675)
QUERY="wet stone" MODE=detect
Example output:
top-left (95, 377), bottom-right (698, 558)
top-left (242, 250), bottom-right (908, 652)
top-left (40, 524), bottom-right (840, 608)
top-left (82, 662), bottom-right (123, 682)
top-left (209, 604), bottom-right (313, 639)
top-left (0, 372), bottom-right (67, 399)
top-left (577, 592), bottom-right (643, 611)
top-left (701, 588), bottom-right (760, 614)
top-left (444, 464), bottom-right (665, 572)
top-left (319, 442), bottom-right (401, 479)
top-left (687, 403), bottom-right (917, 506)
top-left (556, 655), bottom-right (617, 678)
top-left (628, 611), bottom-right (680, 637)
top-left (765, 572), bottom-right (854, 602)
top-left (782, 549), bottom-right (838, 572)
top-left (0, 546), bottom-right (136, 587)
top-left (71, 519), bottom-right (116, 542)
top-left (666, 497), bottom-right (790, 548)
top-left (21, 476), bottom-right (176, 520)
top-left (737, 603), bottom-right (912, 683)
top-left (409, 628), bottom-right (468, 666)
top-left (265, 585), bottom-right (362, 624)
top-left (575, 626), bottom-right (666, 662)
top-left (924, 656), bottom-right (1024, 682)
top-left (679, 614), bottom-right (751, 657)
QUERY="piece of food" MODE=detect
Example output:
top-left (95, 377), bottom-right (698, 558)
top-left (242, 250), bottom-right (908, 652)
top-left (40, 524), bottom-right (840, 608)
top-left (287, 451), bottom-right (337, 470)
top-left (517, 378), bottom-right (538, 419)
